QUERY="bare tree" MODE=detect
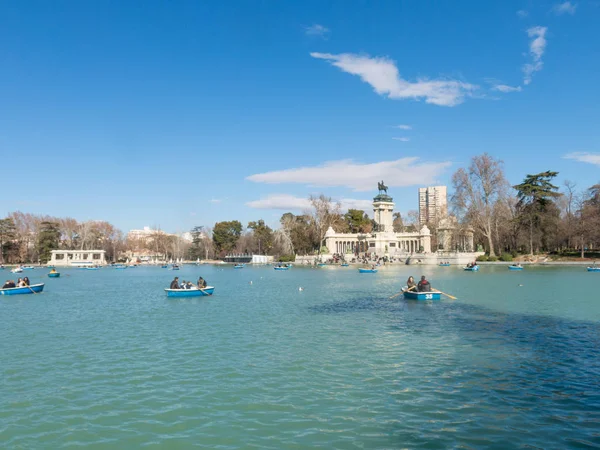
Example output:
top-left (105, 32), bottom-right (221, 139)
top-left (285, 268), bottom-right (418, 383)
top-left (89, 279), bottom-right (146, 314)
top-left (307, 194), bottom-right (342, 256)
top-left (452, 153), bottom-right (509, 257)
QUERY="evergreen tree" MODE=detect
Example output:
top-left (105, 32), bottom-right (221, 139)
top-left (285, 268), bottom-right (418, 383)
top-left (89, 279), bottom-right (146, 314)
top-left (0, 217), bottom-right (17, 264)
top-left (36, 221), bottom-right (61, 263)
top-left (212, 221), bottom-right (243, 255)
top-left (514, 171), bottom-right (561, 255)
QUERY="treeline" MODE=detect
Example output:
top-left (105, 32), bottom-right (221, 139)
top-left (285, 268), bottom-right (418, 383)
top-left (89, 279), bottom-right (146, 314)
top-left (0, 213), bottom-right (125, 264)
top-left (451, 153), bottom-right (600, 258)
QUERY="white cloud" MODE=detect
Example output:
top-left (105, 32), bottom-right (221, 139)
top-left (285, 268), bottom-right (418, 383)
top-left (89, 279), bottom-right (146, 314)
top-left (305, 24), bottom-right (330, 37)
top-left (310, 52), bottom-right (477, 107)
top-left (517, 10), bottom-right (529, 18)
top-left (246, 194), bottom-right (373, 212)
top-left (492, 84), bottom-right (522, 93)
top-left (552, 2), bottom-right (577, 15)
top-left (210, 199), bottom-right (222, 203)
top-left (247, 194), bottom-right (311, 210)
top-left (394, 124), bottom-right (412, 130)
top-left (392, 137), bottom-right (410, 142)
top-left (564, 152), bottom-right (600, 166)
top-left (523, 26), bottom-right (548, 85)
top-left (247, 157), bottom-right (451, 191)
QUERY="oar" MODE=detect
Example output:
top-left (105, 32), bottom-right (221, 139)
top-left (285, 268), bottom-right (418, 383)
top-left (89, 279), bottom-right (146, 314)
top-left (26, 284), bottom-right (37, 294)
top-left (433, 288), bottom-right (457, 300)
top-left (389, 285), bottom-right (416, 299)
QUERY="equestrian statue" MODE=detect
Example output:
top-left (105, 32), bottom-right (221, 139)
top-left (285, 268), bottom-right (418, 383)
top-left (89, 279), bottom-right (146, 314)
top-left (377, 181), bottom-right (388, 195)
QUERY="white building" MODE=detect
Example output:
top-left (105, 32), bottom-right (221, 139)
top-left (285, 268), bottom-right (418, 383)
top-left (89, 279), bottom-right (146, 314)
top-left (48, 250), bottom-right (107, 267)
top-left (324, 190), bottom-right (433, 257)
top-left (419, 186), bottom-right (447, 225)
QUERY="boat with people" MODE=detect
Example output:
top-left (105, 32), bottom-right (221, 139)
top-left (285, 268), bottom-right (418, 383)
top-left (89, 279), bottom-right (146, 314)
top-left (234, 264), bottom-right (244, 269)
top-left (439, 263), bottom-right (450, 267)
top-left (22, 266), bottom-right (35, 270)
top-left (508, 264), bottom-right (524, 271)
top-left (11, 267), bottom-right (23, 273)
top-left (358, 268), bottom-right (378, 273)
top-left (274, 266), bottom-right (289, 271)
top-left (48, 271), bottom-right (60, 278)
top-left (0, 283), bottom-right (45, 296)
top-left (587, 266), bottom-right (600, 272)
top-left (402, 287), bottom-right (441, 301)
top-left (114, 264), bottom-right (127, 269)
top-left (340, 263), bottom-right (349, 267)
top-left (464, 265), bottom-right (479, 271)
top-left (171, 264), bottom-right (180, 270)
top-left (317, 263), bottom-right (327, 267)
top-left (164, 286), bottom-right (215, 297)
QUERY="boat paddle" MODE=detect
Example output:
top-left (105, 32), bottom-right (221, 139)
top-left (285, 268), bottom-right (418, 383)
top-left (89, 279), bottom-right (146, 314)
top-left (432, 288), bottom-right (457, 300)
top-left (26, 284), bottom-right (37, 294)
top-left (389, 285), bottom-right (416, 299)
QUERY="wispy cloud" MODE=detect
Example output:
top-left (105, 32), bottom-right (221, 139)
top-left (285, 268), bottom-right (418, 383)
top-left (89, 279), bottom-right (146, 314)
top-left (523, 26), bottom-right (548, 85)
top-left (517, 10), bottom-right (529, 18)
top-left (247, 158), bottom-right (451, 192)
top-left (305, 24), bottom-right (330, 37)
top-left (393, 124), bottom-right (412, 130)
top-left (246, 194), bottom-right (373, 212)
top-left (310, 52), bottom-right (477, 107)
top-left (552, 2), bottom-right (577, 15)
top-left (564, 152), bottom-right (600, 166)
top-left (492, 84), bottom-right (522, 93)
top-left (210, 198), bottom-right (222, 203)
top-left (392, 137), bottom-right (410, 142)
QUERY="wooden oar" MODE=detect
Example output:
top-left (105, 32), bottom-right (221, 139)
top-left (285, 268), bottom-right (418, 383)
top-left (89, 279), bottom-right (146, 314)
top-left (389, 285), bottom-right (416, 299)
top-left (433, 288), bottom-right (456, 300)
top-left (26, 284), bottom-right (37, 294)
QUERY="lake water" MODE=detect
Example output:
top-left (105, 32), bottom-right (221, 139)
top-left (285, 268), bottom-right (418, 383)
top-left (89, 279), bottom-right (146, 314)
top-left (2, 264), bottom-right (600, 448)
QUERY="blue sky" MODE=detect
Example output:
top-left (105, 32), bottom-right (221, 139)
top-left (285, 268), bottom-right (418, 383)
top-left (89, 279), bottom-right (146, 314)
top-left (1, 1), bottom-right (599, 233)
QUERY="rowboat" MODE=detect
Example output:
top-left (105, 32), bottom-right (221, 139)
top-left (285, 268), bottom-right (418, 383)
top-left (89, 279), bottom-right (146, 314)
top-left (358, 268), bottom-right (378, 273)
top-left (508, 265), bottom-right (523, 271)
top-left (317, 263), bottom-right (327, 267)
top-left (22, 266), bottom-right (35, 270)
top-left (464, 265), bottom-right (479, 271)
top-left (402, 288), bottom-right (441, 301)
top-left (274, 266), bottom-right (289, 271)
top-left (82, 267), bottom-right (99, 270)
top-left (48, 272), bottom-right (60, 278)
top-left (234, 265), bottom-right (244, 269)
top-left (11, 267), bottom-right (23, 273)
top-left (164, 286), bottom-right (215, 297)
top-left (587, 267), bottom-right (600, 272)
top-left (340, 263), bottom-right (349, 267)
top-left (0, 283), bottom-right (45, 296)
top-left (161, 265), bottom-right (168, 268)
top-left (171, 265), bottom-right (180, 270)
top-left (114, 265), bottom-right (127, 270)
top-left (439, 263), bottom-right (450, 267)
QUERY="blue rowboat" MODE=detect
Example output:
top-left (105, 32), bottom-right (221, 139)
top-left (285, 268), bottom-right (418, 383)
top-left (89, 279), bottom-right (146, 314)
top-left (439, 263), bottom-right (450, 267)
top-left (22, 266), bottom-right (35, 270)
top-left (358, 268), bottom-right (378, 273)
top-left (341, 263), bottom-right (349, 267)
top-left (48, 272), bottom-right (60, 278)
top-left (234, 265), bottom-right (244, 269)
top-left (83, 267), bottom-right (99, 270)
top-left (402, 289), bottom-right (441, 301)
top-left (508, 265), bottom-right (523, 271)
top-left (0, 283), bottom-right (45, 296)
top-left (587, 267), bottom-right (600, 272)
top-left (161, 265), bottom-right (168, 268)
top-left (164, 286), bottom-right (215, 297)
top-left (274, 266), bottom-right (289, 271)
top-left (464, 265), bottom-right (479, 271)
top-left (317, 263), bottom-right (327, 267)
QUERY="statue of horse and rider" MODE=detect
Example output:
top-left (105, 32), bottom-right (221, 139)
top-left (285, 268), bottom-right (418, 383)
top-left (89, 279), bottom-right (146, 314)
top-left (377, 181), bottom-right (388, 195)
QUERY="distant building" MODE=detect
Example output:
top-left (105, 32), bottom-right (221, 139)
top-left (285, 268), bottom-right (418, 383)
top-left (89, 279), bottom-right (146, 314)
top-left (48, 250), bottom-right (106, 267)
top-left (419, 186), bottom-right (447, 225)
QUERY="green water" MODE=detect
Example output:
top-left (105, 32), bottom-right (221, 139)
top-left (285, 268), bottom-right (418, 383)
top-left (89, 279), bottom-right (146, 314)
top-left (1, 265), bottom-right (599, 448)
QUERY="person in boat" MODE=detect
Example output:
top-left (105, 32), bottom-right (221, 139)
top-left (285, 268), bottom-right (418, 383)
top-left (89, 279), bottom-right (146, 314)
top-left (50, 268), bottom-right (57, 273)
top-left (417, 275), bottom-right (431, 292)
top-left (198, 277), bottom-right (207, 288)
top-left (186, 281), bottom-right (194, 289)
top-left (17, 278), bottom-right (25, 287)
top-left (23, 277), bottom-right (30, 286)
top-left (406, 276), bottom-right (417, 291)
top-left (2, 280), bottom-right (16, 289)
top-left (169, 277), bottom-right (180, 289)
